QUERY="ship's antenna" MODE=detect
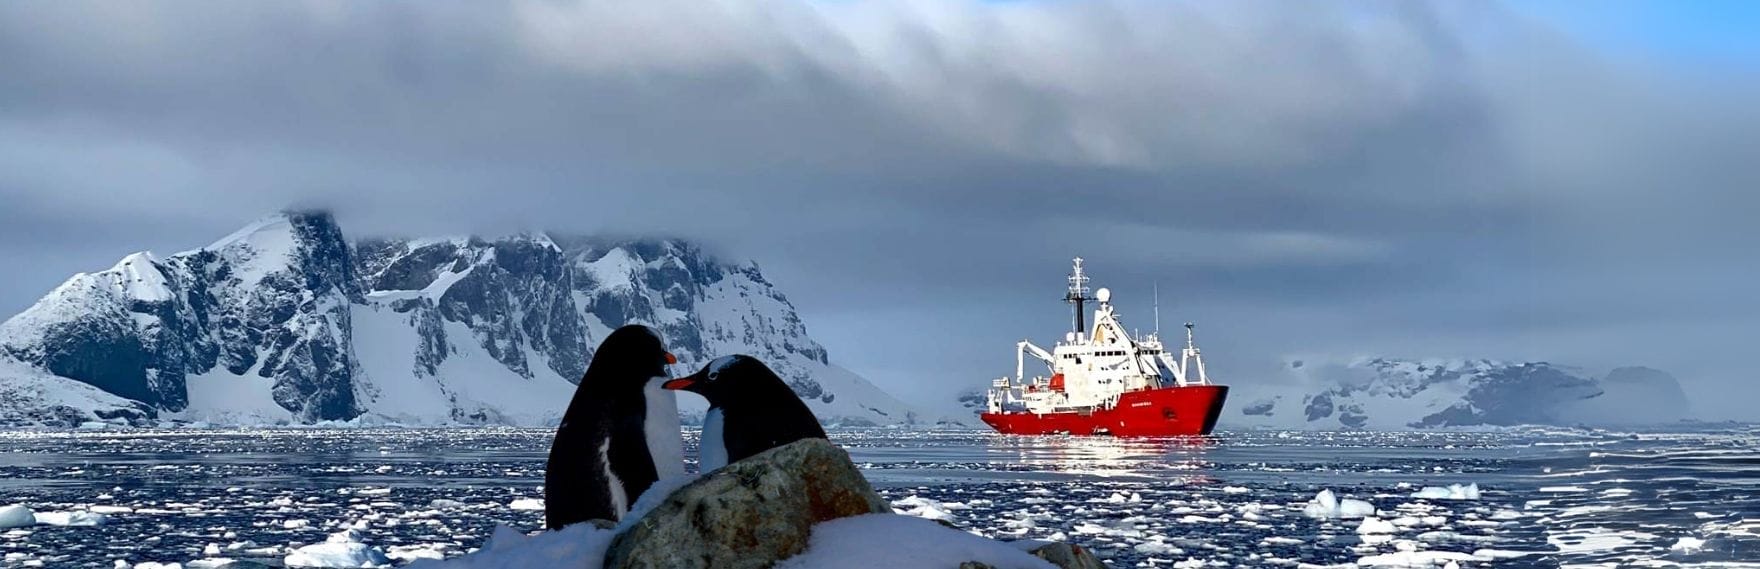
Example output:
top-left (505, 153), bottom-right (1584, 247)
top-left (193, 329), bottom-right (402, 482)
top-left (1153, 281), bottom-right (1161, 338)
top-left (1065, 257), bottom-right (1094, 336)
top-left (1185, 322), bottom-right (1196, 351)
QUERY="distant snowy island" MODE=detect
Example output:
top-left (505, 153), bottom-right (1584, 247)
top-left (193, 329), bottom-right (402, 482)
top-left (959, 357), bottom-right (1692, 431)
top-left (0, 211), bottom-right (931, 428)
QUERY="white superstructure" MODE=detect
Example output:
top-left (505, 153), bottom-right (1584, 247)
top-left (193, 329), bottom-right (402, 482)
top-left (987, 258), bottom-right (1212, 415)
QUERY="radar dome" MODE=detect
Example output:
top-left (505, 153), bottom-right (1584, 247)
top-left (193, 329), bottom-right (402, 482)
top-left (1096, 287), bottom-right (1111, 303)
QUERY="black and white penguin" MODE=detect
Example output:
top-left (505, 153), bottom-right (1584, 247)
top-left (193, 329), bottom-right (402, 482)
top-left (544, 325), bottom-right (686, 529)
top-left (662, 355), bottom-right (827, 472)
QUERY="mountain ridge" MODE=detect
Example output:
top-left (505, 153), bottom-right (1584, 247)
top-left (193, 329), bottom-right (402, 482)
top-left (0, 210), bottom-right (926, 427)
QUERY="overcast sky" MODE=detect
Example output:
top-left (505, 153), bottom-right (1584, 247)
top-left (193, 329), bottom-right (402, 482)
top-left (2, 1), bottom-right (1756, 418)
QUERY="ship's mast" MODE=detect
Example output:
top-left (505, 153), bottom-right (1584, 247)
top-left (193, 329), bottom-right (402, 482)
top-left (1065, 258), bottom-right (1094, 337)
top-left (1153, 282), bottom-right (1161, 339)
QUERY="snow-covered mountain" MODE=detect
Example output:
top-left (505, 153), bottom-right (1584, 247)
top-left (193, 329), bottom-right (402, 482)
top-left (1233, 358), bottom-right (1691, 429)
top-left (950, 357), bottom-right (1691, 430)
top-left (0, 211), bottom-right (924, 427)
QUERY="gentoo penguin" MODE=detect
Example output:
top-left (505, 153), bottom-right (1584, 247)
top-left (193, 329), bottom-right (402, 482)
top-left (544, 325), bottom-right (686, 529)
top-left (663, 355), bottom-right (827, 472)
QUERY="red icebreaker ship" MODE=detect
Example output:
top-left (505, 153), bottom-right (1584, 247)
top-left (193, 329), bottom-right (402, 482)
top-left (980, 258), bottom-right (1228, 437)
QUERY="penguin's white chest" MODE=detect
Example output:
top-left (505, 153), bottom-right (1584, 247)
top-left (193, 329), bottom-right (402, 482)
top-left (699, 408), bottom-right (728, 473)
top-left (642, 377), bottom-right (686, 479)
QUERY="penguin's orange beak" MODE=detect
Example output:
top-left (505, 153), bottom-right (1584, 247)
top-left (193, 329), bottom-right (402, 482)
top-left (664, 352), bottom-right (677, 365)
top-left (663, 367), bottom-right (705, 391)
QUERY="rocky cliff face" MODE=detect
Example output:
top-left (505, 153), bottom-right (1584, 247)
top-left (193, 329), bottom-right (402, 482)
top-left (0, 211), bottom-right (921, 427)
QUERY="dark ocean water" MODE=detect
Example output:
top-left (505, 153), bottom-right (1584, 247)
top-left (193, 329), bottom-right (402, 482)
top-left (0, 426), bottom-right (1755, 568)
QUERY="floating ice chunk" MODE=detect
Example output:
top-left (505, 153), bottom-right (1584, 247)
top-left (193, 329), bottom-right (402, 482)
top-left (89, 505), bottom-right (132, 514)
top-left (1221, 486), bottom-right (1250, 494)
top-left (1671, 536), bottom-right (1706, 553)
top-left (284, 519), bottom-right (312, 529)
top-left (1538, 486), bottom-right (1587, 493)
top-left (1410, 484), bottom-right (1480, 501)
top-left (1357, 517), bottom-right (1397, 535)
top-left (891, 496), bottom-right (958, 521)
top-left (34, 510), bottom-right (107, 526)
top-left (132, 563), bottom-right (183, 569)
top-left (506, 498), bottom-right (544, 511)
top-left (283, 529), bottom-right (391, 568)
top-left (1303, 490), bottom-right (1376, 519)
top-left (0, 505), bottom-right (34, 529)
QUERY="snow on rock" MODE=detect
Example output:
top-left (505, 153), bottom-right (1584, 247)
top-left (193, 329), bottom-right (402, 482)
top-left (1356, 549), bottom-right (1476, 567)
top-left (775, 514), bottom-right (1057, 569)
top-left (406, 523), bottom-right (614, 569)
top-left (1410, 484), bottom-right (1481, 500)
top-left (283, 529), bottom-right (391, 568)
top-left (611, 475), bottom-right (700, 533)
top-left (1303, 489), bottom-right (1376, 519)
top-left (33, 510), bottom-right (108, 526)
top-left (0, 505), bottom-right (34, 529)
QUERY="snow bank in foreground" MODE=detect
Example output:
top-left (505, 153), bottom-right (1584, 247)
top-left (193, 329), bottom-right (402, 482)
top-left (405, 523), bottom-right (615, 569)
top-left (774, 514), bottom-right (1056, 569)
top-left (1302, 490), bottom-right (1376, 519)
top-left (284, 529), bottom-right (391, 568)
top-left (1411, 483), bottom-right (1481, 500)
top-left (0, 505), bottom-right (34, 529)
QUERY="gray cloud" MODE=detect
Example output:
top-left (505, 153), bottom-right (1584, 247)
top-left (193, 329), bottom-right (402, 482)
top-left (2, 0), bottom-right (1756, 418)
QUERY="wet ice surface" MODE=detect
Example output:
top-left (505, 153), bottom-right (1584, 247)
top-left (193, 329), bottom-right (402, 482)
top-left (0, 426), bottom-right (1755, 568)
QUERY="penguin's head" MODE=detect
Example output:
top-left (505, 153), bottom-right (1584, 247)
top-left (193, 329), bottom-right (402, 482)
top-left (661, 355), bottom-right (788, 407)
top-left (585, 325), bottom-right (678, 391)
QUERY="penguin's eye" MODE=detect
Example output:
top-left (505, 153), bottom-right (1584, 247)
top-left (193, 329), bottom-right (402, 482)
top-left (707, 371), bottom-right (719, 382)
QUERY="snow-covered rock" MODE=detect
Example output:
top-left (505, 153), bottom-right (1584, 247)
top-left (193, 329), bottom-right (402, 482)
top-left (1235, 358), bottom-right (1690, 429)
top-left (0, 210), bottom-right (923, 427)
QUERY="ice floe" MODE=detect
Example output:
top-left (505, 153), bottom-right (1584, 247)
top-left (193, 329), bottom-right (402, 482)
top-left (1409, 484), bottom-right (1480, 501)
top-left (1302, 490), bottom-right (1376, 519)
top-left (0, 505), bottom-right (34, 529)
top-left (283, 529), bottom-right (392, 568)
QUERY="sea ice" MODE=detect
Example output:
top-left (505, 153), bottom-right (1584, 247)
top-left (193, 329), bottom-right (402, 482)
top-left (505, 498), bottom-right (543, 511)
top-left (1303, 490), bottom-right (1376, 519)
top-left (33, 510), bottom-right (107, 526)
top-left (0, 505), bottom-right (34, 529)
top-left (1410, 484), bottom-right (1480, 501)
top-left (1356, 517), bottom-right (1397, 535)
top-left (892, 496), bottom-right (962, 521)
top-left (283, 529), bottom-right (391, 568)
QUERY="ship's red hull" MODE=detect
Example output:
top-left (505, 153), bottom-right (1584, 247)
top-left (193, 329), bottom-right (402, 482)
top-left (980, 385), bottom-right (1228, 437)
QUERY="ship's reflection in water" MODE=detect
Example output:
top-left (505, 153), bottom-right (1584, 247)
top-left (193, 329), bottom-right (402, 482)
top-left (841, 429), bottom-right (1221, 487)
